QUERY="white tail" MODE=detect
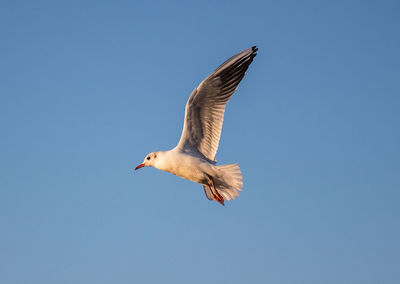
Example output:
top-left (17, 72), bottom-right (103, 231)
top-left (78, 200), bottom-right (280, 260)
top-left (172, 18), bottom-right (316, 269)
top-left (205, 163), bottom-right (243, 201)
top-left (216, 163), bottom-right (243, 189)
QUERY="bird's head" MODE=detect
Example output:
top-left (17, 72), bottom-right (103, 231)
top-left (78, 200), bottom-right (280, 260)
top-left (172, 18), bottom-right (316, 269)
top-left (135, 152), bottom-right (158, 170)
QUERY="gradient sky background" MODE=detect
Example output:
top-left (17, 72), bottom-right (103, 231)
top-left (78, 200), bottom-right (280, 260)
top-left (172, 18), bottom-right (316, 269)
top-left (1, 0), bottom-right (399, 283)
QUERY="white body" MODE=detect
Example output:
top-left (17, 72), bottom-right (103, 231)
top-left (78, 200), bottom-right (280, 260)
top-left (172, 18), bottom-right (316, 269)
top-left (154, 149), bottom-right (212, 184)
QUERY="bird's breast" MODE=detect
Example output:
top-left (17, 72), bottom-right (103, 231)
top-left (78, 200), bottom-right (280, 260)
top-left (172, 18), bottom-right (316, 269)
top-left (157, 154), bottom-right (210, 184)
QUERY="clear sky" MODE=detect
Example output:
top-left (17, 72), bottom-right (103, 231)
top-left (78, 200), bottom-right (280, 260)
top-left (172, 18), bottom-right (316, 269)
top-left (1, 0), bottom-right (399, 283)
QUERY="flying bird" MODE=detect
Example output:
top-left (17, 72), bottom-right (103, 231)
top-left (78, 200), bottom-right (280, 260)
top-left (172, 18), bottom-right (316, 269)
top-left (135, 46), bottom-right (258, 205)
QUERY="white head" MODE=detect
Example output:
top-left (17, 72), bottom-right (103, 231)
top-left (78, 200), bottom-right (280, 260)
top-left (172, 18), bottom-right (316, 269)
top-left (135, 152), bottom-right (159, 170)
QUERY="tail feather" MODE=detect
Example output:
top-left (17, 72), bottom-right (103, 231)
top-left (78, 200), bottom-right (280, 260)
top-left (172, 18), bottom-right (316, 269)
top-left (217, 185), bottom-right (240, 200)
top-left (216, 163), bottom-right (243, 190)
top-left (202, 163), bottom-right (244, 203)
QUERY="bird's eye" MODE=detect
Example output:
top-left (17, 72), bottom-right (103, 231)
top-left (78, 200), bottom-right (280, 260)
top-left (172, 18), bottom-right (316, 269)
top-left (147, 156), bottom-right (151, 160)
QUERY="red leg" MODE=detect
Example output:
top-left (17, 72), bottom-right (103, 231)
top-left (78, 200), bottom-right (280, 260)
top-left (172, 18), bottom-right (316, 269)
top-left (209, 176), bottom-right (224, 206)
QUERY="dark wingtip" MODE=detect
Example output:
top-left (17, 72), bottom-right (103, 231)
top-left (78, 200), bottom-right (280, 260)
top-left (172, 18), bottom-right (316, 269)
top-left (244, 46), bottom-right (257, 63)
top-left (251, 45), bottom-right (258, 56)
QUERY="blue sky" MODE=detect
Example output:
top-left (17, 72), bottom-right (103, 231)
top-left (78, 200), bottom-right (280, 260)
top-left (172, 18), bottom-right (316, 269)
top-left (1, 0), bottom-right (399, 283)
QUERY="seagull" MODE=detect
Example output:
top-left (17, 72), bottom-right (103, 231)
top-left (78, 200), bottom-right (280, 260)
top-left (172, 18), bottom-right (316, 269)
top-left (135, 46), bottom-right (258, 205)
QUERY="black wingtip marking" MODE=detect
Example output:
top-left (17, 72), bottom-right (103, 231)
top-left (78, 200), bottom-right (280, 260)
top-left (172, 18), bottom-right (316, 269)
top-left (251, 46), bottom-right (258, 57)
top-left (211, 46), bottom-right (258, 96)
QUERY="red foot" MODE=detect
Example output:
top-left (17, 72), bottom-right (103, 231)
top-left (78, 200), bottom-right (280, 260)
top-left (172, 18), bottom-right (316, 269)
top-left (213, 190), bottom-right (225, 206)
top-left (208, 176), bottom-right (224, 206)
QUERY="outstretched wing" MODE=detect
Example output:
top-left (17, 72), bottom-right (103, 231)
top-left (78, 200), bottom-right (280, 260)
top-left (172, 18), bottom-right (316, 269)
top-left (176, 46), bottom-right (258, 161)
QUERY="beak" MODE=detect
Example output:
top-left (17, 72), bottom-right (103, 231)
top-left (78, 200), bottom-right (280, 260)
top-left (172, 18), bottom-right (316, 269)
top-left (135, 163), bottom-right (145, 170)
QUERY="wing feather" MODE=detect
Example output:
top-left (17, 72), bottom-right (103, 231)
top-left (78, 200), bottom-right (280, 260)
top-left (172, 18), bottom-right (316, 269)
top-left (176, 46), bottom-right (258, 161)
